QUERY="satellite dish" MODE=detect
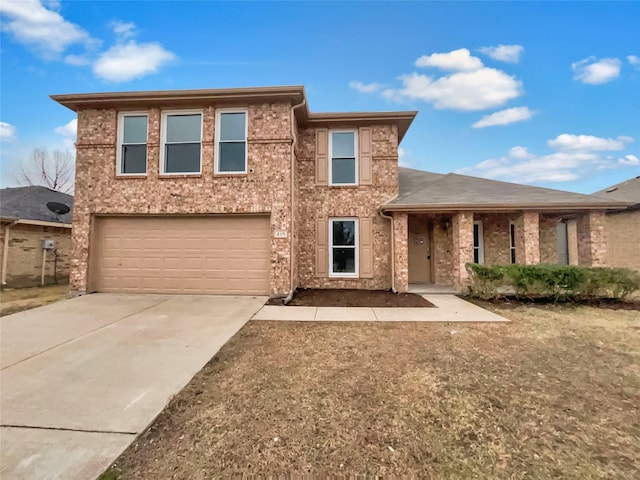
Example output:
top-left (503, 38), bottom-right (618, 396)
top-left (46, 202), bottom-right (71, 215)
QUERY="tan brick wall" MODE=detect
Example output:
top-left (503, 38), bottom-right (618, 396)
top-left (393, 212), bottom-right (408, 291)
top-left (604, 209), bottom-right (640, 271)
top-left (296, 125), bottom-right (398, 290)
top-left (475, 214), bottom-right (511, 265)
top-left (452, 212), bottom-right (474, 288)
top-left (0, 224), bottom-right (71, 288)
top-left (72, 103), bottom-right (294, 295)
top-left (577, 211), bottom-right (607, 266)
top-left (539, 214), bottom-right (562, 264)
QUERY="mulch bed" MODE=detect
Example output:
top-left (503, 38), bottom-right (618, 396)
top-left (466, 295), bottom-right (640, 311)
top-left (266, 288), bottom-right (435, 307)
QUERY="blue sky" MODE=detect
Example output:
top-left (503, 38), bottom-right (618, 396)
top-left (1, 1), bottom-right (638, 193)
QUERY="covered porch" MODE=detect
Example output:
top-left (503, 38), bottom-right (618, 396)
top-left (391, 210), bottom-right (608, 292)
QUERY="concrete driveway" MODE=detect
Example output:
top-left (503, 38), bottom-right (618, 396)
top-left (0, 293), bottom-right (266, 480)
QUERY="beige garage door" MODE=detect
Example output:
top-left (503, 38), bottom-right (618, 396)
top-left (92, 216), bottom-right (270, 295)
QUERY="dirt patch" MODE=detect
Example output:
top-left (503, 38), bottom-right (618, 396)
top-left (103, 304), bottom-right (640, 479)
top-left (266, 288), bottom-right (435, 307)
top-left (466, 295), bottom-right (640, 311)
top-left (0, 284), bottom-right (69, 316)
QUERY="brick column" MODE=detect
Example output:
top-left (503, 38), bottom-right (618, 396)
top-left (522, 212), bottom-right (540, 264)
top-left (577, 211), bottom-right (606, 266)
top-left (393, 212), bottom-right (408, 292)
top-left (452, 212), bottom-right (474, 289)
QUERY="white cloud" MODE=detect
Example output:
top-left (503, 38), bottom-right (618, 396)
top-left (398, 146), bottom-right (412, 167)
top-left (472, 106), bottom-right (534, 128)
top-left (0, 0), bottom-right (91, 58)
top-left (109, 20), bottom-right (136, 40)
top-left (547, 134), bottom-right (632, 152)
top-left (64, 53), bottom-right (90, 66)
top-left (54, 118), bottom-right (77, 149)
top-left (0, 122), bottom-right (17, 142)
top-left (478, 44), bottom-right (524, 63)
top-left (628, 55), bottom-right (640, 69)
top-left (384, 67), bottom-right (522, 111)
top-left (572, 56), bottom-right (621, 85)
top-left (415, 48), bottom-right (483, 71)
top-left (92, 41), bottom-right (175, 82)
top-left (619, 154), bottom-right (639, 166)
top-left (349, 81), bottom-right (383, 93)
top-left (458, 133), bottom-right (637, 184)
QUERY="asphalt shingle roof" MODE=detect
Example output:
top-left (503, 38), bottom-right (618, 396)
top-left (388, 168), bottom-right (629, 209)
top-left (0, 186), bottom-right (73, 224)
top-left (592, 176), bottom-right (640, 205)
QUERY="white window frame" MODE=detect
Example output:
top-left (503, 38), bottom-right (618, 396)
top-left (328, 129), bottom-right (358, 186)
top-left (215, 108), bottom-right (248, 175)
top-left (160, 109), bottom-right (203, 175)
top-left (509, 221), bottom-right (517, 264)
top-left (473, 221), bottom-right (484, 264)
top-left (329, 217), bottom-right (359, 278)
top-left (116, 112), bottom-right (148, 176)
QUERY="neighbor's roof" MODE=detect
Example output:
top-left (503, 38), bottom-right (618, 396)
top-left (383, 168), bottom-right (631, 212)
top-left (592, 176), bottom-right (640, 205)
top-left (50, 85), bottom-right (418, 142)
top-left (0, 186), bottom-right (73, 224)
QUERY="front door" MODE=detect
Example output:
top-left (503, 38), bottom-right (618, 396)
top-left (408, 222), bottom-right (433, 284)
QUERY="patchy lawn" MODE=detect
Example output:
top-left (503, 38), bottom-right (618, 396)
top-left (0, 284), bottom-right (69, 317)
top-left (104, 303), bottom-right (640, 479)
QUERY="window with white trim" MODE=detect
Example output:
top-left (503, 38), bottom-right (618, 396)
top-left (161, 110), bottom-right (202, 174)
top-left (329, 218), bottom-right (358, 277)
top-left (215, 109), bottom-right (248, 174)
top-left (473, 221), bottom-right (484, 264)
top-left (117, 113), bottom-right (148, 175)
top-left (329, 130), bottom-right (357, 185)
top-left (509, 222), bottom-right (516, 264)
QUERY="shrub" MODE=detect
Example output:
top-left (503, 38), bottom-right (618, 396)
top-left (466, 263), bottom-right (640, 301)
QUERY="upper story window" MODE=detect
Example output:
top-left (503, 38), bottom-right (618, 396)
top-left (329, 130), bottom-right (357, 185)
top-left (215, 109), bottom-right (247, 174)
top-left (117, 113), bottom-right (148, 175)
top-left (161, 110), bottom-right (202, 174)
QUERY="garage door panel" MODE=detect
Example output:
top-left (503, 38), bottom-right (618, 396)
top-left (94, 216), bottom-right (270, 295)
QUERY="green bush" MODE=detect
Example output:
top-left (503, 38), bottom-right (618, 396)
top-left (466, 263), bottom-right (640, 301)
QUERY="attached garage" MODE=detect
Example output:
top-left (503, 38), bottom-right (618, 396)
top-left (91, 215), bottom-right (271, 295)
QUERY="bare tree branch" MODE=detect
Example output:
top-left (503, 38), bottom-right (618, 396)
top-left (16, 148), bottom-right (75, 194)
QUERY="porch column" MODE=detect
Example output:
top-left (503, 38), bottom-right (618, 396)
top-left (576, 211), bottom-right (606, 266)
top-left (522, 212), bottom-right (540, 264)
top-left (452, 212), bottom-right (474, 289)
top-left (393, 212), bottom-right (409, 292)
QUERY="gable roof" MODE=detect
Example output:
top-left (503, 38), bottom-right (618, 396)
top-left (384, 167), bottom-right (630, 212)
top-left (592, 176), bottom-right (640, 205)
top-left (0, 186), bottom-right (74, 224)
top-left (50, 85), bottom-right (418, 142)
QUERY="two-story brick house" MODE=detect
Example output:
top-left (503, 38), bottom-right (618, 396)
top-left (51, 85), bottom-right (628, 297)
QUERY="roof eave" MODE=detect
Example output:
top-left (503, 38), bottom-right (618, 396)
top-left (381, 202), bottom-right (632, 213)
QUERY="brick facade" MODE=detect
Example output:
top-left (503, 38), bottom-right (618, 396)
top-left (577, 211), bottom-right (607, 266)
top-left (604, 209), bottom-right (640, 271)
top-left (0, 223), bottom-right (71, 288)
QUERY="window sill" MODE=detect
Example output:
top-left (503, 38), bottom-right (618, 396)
top-left (328, 184), bottom-right (360, 188)
top-left (115, 174), bottom-right (147, 179)
top-left (158, 173), bottom-right (202, 179)
top-left (328, 274), bottom-right (360, 279)
top-left (214, 172), bottom-right (248, 177)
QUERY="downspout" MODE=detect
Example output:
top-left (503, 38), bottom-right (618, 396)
top-left (378, 196), bottom-right (399, 294)
top-left (283, 97), bottom-right (307, 305)
top-left (1, 220), bottom-right (19, 287)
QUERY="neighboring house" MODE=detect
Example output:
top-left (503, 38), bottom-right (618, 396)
top-left (51, 86), bottom-right (628, 296)
top-left (591, 176), bottom-right (640, 272)
top-left (0, 186), bottom-right (73, 288)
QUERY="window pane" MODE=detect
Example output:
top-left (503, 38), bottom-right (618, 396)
top-left (122, 145), bottom-right (146, 174)
top-left (474, 248), bottom-right (479, 264)
top-left (473, 224), bottom-right (479, 246)
top-left (332, 132), bottom-right (355, 157)
top-left (332, 248), bottom-right (356, 273)
top-left (123, 116), bottom-right (147, 144)
top-left (332, 158), bottom-right (356, 184)
top-left (220, 112), bottom-right (246, 141)
top-left (166, 114), bottom-right (201, 143)
top-left (218, 142), bottom-right (246, 172)
top-left (165, 143), bottom-right (201, 173)
top-left (332, 220), bottom-right (355, 246)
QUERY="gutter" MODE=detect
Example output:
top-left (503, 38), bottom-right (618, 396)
top-left (379, 202), bottom-right (632, 213)
top-left (378, 195), bottom-right (399, 294)
top-left (283, 97), bottom-right (307, 305)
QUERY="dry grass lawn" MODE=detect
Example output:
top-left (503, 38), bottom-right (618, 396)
top-left (104, 302), bottom-right (640, 479)
top-left (0, 284), bottom-right (68, 316)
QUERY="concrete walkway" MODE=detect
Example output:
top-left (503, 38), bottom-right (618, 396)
top-left (1, 294), bottom-right (266, 480)
top-left (253, 294), bottom-right (509, 322)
